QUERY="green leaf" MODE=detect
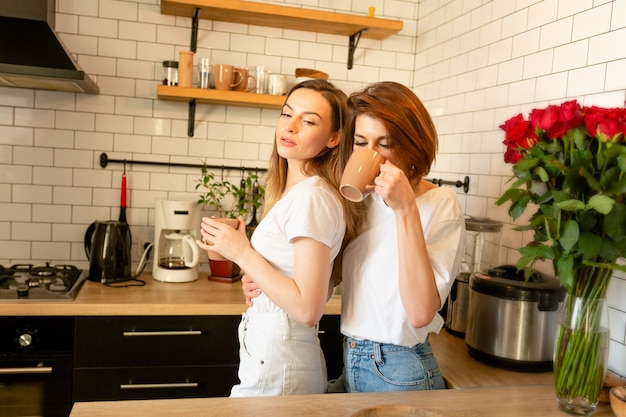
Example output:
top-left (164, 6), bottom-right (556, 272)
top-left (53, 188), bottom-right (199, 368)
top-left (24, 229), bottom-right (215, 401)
top-left (519, 243), bottom-right (553, 260)
top-left (515, 157), bottom-right (539, 172)
top-left (608, 177), bottom-right (626, 195)
top-left (578, 232), bottom-right (601, 259)
top-left (496, 188), bottom-right (523, 205)
top-left (559, 220), bottom-right (579, 252)
top-left (533, 166), bottom-right (549, 182)
top-left (587, 194), bottom-right (614, 214)
top-left (555, 256), bottom-right (574, 288)
top-left (605, 202), bottom-right (626, 243)
top-left (556, 199), bottom-right (585, 211)
top-left (509, 200), bottom-right (529, 219)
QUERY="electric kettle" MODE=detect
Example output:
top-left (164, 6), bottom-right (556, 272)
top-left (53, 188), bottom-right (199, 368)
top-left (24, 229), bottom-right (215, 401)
top-left (84, 220), bottom-right (132, 282)
top-left (156, 229), bottom-right (200, 270)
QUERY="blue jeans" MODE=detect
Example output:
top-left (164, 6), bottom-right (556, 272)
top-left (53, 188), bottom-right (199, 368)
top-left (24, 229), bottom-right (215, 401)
top-left (335, 336), bottom-right (446, 393)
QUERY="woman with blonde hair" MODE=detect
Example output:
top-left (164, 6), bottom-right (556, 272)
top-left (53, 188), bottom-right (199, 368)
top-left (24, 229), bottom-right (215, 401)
top-left (198, 79), bottom-right (360, 396)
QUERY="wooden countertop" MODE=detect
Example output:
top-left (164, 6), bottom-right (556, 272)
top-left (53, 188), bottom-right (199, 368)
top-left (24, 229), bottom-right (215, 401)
top-left (69, 385), bottom-right (614, 417)
top-left (430, 330), bottom-right (554, 388)
top-left (0, 272), bottom-right (341, 316)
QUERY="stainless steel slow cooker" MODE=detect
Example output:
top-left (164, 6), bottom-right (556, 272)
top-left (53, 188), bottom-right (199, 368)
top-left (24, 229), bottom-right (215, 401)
top-left (464, 265), bottom-right (565, 372)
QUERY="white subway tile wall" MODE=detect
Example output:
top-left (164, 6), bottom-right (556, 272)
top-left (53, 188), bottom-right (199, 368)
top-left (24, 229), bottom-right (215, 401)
top-left (420, 0), bottom-right (626, 377)
top-left (0, 0), bottom-right (624, 376)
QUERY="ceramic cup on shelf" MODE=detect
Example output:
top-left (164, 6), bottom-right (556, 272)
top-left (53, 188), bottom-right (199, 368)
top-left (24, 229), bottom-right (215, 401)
top-left (340, 147), bottom-right (385, 202)
top-left (214, 64), bottom-right (242, 91)
top-left (267, 73), bottom-right (287, 95)
top-left (233, 67), bottom-right (256, 92)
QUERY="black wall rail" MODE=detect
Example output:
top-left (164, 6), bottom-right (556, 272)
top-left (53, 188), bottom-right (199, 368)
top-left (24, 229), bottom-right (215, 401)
top-left (425, 176), bottom-right (470, 193)
top-left (99, 153), bottom-right (467, 192)
top-left (99, 153), bottom-right (267, 173)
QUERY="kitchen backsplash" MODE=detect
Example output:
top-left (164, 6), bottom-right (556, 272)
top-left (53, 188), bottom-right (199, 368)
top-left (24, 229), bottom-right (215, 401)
top-left (0, 0), bottom-right (624, 376)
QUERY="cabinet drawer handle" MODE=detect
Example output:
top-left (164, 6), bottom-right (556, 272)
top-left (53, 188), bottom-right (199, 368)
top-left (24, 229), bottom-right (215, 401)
top-left (123, 330), bottom-right (202, 336)
top-left (120, 382), bottom-right (199, 389)
top-left (0, 366), bottom-right (53, 375)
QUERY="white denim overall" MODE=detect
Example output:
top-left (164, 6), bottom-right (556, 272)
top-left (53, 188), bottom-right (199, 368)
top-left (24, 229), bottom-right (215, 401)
top-left (230, 297), bottom-right (327, 397)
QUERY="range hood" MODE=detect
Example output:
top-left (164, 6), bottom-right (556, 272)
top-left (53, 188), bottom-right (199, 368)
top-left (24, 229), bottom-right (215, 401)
top-left (0, 0), bottom-right (99, 94)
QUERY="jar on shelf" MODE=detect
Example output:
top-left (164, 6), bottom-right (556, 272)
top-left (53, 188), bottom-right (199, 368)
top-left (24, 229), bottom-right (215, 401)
top-left (162, 61), bottom-right (178, 86)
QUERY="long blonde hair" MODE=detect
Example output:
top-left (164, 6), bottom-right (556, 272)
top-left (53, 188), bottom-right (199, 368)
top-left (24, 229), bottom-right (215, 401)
top-left (263, 79), bottom-right (362, 242)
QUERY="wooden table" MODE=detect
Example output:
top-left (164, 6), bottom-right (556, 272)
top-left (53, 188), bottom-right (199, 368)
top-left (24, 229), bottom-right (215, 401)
top-left (69, 385), bottom-right (615, 417)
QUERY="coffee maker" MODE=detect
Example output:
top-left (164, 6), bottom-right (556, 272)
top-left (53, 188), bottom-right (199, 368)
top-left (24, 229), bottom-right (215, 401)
top-left (153, 199), bottom-right (201, 283)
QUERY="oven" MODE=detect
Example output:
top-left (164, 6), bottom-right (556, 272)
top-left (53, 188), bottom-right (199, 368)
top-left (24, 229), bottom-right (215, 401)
top-left (0, 263), bottom-right (86, 417)
top-left (0, 316), bottom-right (74, 417)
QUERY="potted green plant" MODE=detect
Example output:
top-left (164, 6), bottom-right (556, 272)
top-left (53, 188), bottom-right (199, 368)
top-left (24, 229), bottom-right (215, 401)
top-left (195, 162), bottom-right (265, 281)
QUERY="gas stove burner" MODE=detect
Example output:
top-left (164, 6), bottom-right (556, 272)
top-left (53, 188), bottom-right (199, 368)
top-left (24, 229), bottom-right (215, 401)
top-left (0, 263), bottom-right (87, 301)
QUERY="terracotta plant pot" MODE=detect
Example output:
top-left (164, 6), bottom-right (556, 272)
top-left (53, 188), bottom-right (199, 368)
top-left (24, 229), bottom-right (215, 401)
top-left (208, 259), bottom-right (241, 282)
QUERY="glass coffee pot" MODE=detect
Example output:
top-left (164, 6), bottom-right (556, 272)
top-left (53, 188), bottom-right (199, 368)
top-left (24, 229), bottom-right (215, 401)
top-left (157, 229), bottom-right (200, 270)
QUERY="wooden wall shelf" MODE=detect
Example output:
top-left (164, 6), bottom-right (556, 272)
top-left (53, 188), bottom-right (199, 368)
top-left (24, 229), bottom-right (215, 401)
top-left (161, 0), bottom-right (403, 40)
top-left (158, 0), bottom-right (403, 136)
top-left (157, 85), bottom-right (284, 109)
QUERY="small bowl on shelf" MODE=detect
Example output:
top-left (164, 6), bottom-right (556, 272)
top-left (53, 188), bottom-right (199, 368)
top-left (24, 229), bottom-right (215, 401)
top-left (610, 386), bottom-right (626, 417)
top-left (295, 68), bottom-right (329, 80)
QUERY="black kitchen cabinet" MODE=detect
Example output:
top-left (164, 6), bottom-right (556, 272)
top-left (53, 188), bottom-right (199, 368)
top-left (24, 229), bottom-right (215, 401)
top-left (73, 314), bottom-right (343, 401)
top-left (73, 315), bottom-right (240, 401)
top-left (319, 314), bottom-right (343, 380)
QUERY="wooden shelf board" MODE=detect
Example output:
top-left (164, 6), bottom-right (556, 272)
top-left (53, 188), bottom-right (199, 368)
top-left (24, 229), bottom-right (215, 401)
top-left (157, 85), bottom-right (285, 109)
top-left (161, 0), bottom-right (403, 40)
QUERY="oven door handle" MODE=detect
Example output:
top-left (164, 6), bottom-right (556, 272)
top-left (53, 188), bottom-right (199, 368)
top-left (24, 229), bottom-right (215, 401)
top-left (0, 365), bottom-right (53, 375)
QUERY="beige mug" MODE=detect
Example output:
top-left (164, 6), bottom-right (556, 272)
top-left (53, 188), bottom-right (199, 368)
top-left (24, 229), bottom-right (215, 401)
top-left (205, 218), bottom-right (239, 261)
top-left (340, 147), bottom-right (385, 202)
top-left (214, 64), bottom-right (242, 91)
top-left (233, 67), bottom-right (257, 92)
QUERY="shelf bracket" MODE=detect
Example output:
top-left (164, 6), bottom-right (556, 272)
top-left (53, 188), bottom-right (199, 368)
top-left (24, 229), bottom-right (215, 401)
top-left (188, 99), bottom-right (196, 137)
top-left (347, 28), bottom-right (368, 70)
top-left (190, 7), bottom-right (200, 52)
top-left (184, 8), bottom-right (202, 137)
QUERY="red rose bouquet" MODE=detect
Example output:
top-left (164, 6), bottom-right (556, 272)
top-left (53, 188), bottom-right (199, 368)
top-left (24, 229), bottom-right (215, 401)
top-left (497, 100), bottom-right (626, 291)
top-left (497, 100), bottom-right (626, 415)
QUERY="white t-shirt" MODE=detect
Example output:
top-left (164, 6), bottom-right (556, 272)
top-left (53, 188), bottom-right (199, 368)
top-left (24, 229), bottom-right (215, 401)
top-left (248, 175), bottom-right (346, 314)
top-left (340, 187), bottom-right (465, 347)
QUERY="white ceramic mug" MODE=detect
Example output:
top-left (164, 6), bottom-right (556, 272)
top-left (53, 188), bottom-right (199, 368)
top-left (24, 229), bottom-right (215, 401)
top-left (267, 73), bottom-right (287, 95)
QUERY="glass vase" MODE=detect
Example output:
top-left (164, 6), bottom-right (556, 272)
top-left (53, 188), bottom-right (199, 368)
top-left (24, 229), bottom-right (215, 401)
top-left (553, 295), bottom-right (609, 417)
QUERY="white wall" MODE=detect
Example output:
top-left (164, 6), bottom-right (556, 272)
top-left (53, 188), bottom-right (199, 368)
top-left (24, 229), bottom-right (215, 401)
top-left (417, 0), bottom-right (626, 378)
top-left (0, 0), bottom-right (624, 377)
